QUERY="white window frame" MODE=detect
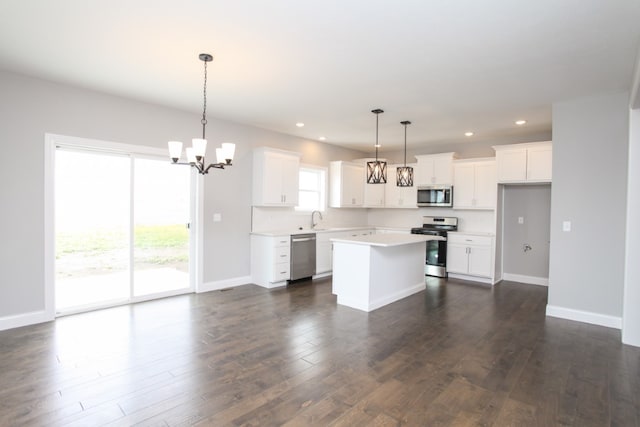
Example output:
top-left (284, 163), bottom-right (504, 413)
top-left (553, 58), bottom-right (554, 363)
top-left (295, 164), bottom-right (327, 212)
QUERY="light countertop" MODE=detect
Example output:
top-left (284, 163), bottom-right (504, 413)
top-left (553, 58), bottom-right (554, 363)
top-left (251, 226), bottom-right (410, 237)
top-left (331, 233), bottom-right (444, 247)
top-left (449, 230), bottom-right (495, 237)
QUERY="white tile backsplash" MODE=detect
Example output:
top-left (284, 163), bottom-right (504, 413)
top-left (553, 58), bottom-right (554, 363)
top-left (251, 206), bottom-right (368, 232)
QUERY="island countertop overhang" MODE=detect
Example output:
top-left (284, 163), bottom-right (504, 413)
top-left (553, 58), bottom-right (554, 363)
top-left (330, 233), bottom-right (444, 247)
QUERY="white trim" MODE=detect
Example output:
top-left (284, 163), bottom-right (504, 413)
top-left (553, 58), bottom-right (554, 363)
top-left (503, 273), bottom-right (548, 286)
top-left (194, 174), bottom-right (205, 292)
top-left (631, 44), bottom-right (640, 109)
top-left (199, 276), bottom-right (252, 293)
top-left (43, 136), bottom-right (57, 322)
top-left (47, 133), bottom-right (167, 157)
top-left (448, 273), bottom-right (494, 285)
top-left (189, 169), bottom-right (197, 292)
top-left (0, 311), bottom-right (52, 331)
top-left (368, 282), bottom-right (425, 312)
top-left (622, 107), bottom-right (640, 346)
top-left (546, 304), bottom-right (622, 330)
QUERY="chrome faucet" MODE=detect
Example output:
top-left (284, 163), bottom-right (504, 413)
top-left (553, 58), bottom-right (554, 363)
top-left (311, 210), bottom-right (323, 229)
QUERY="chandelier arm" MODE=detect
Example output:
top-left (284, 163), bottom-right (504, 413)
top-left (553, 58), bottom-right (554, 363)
top-left (204, 163), bottom-right (225, 174)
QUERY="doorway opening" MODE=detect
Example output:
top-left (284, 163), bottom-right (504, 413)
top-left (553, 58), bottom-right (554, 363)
top-left (53, 143), bottom-right (193, 315)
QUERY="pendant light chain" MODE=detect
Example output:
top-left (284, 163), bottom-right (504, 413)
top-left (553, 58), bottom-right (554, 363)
top-left (403, 123), bottom-right (407, 166)
top-left (201, 59), bottom-right (208, 139)
top-left (375, 112), bottom-right (379, 160)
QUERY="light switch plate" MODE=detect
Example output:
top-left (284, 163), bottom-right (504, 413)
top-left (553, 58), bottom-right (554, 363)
top-left (518, 217), bottom-right (524, 224)
top-left (562, 221), bottom-right (571, 232)
top-left (213, 213), bottom-right (222, 222)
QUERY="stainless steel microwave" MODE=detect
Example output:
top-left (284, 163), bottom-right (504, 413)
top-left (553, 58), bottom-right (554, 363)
top-left (417, 185), bottom-right (453, 207)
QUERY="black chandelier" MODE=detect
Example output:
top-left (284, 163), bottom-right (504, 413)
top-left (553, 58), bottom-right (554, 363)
top-left (396, 120), bottom-right (414, 187)
top-left (366, 109), bottom-right (387, 184)
top-left (168, 53), bottom-right (235, 175)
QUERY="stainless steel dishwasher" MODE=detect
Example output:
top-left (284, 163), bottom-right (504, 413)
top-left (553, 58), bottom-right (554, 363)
top-left (290, 233), bottom-right (316, 281)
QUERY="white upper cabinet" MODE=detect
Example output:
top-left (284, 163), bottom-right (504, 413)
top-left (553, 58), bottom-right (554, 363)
top-left (493, 141), bottom-right (552, 183)
top-left (353, 158), bottom-right (385, 207)
top-left (453, 159), bottom-right (496, 210)
top-left (252, 147), bottom-right (301, 206)
top-left (329, 161), bottom-right (365, 207)
top-left (385, 163), bottom-right (418, 208)
top-left (414, 153), bottom-right (456, 185)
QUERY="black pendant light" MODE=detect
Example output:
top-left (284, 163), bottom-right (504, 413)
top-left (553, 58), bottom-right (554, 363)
top-left (396, 120), bottom-right (414, 187)
top-left (366, 109), bottom-right (387, 184)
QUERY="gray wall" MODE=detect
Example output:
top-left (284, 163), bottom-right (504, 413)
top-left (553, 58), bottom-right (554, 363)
top-left (503, 185), bottom-right (551, 278)
top-left (549, 91), bottom-right (629, 317)
top-left (0, 70), bottom-right (363, 318)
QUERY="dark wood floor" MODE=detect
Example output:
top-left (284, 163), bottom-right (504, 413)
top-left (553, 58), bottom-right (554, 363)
top-left (1, 278), bottom-right (639, 426)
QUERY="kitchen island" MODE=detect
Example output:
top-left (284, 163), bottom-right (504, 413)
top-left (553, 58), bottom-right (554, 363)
top-left (331, 233), bottom-right (444, 312)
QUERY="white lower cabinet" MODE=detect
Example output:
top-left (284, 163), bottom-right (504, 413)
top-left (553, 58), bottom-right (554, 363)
top-left (251, 235), bottom-right (291, 288)
top-left (447, 233), bottom-right (494, 281)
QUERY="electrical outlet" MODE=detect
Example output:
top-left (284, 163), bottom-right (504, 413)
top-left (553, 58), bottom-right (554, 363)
top-left (213, 213), bottom-right (222, 222)
top-left (518, 216), bottom-right (524, 224)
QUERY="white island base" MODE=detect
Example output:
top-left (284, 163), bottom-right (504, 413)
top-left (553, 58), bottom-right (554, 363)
top-left (331, 234), bottom-right (443, 312)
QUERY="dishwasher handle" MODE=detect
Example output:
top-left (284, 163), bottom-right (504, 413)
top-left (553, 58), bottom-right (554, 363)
top-left (291, 235), bottom-right (316, 243)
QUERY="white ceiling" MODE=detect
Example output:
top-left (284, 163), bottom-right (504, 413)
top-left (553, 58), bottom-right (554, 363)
top-left (1, 0), bottom-right (639, 151)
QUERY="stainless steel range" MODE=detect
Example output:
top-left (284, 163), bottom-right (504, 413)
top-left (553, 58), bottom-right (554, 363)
top-left (410, 216), bottom-right (458, 278)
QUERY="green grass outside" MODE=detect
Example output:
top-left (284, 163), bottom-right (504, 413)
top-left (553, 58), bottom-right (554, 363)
top-left (56, 224), bottom-right (188, 256)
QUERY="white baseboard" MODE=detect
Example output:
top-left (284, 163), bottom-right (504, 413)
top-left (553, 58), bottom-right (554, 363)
top-left (503, 273), bottom-right (549, 286)
top-left (546, 304), bottom-right (622, 330)
top-left (369, 282), bottom-right (425, 312)
top-left (198, 275), bottom-right (252, 293)
top-left (0, 310), bottom-right (53, 332)
top-left (448, 273), bottom-right (494, 285)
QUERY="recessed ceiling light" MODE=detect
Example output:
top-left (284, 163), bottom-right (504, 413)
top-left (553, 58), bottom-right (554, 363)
top-left (296, 122), bottom-right (305, 127)
top-left (318, 136), bottom-right (326, 141)
top-left (515, 120), bottom-right (527, 126)
top-left (465, 132), bottom-right (474, 137)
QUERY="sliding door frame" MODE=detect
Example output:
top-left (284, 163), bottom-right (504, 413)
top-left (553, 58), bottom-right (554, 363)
top-left (44, 133), bottom-right (203, 318)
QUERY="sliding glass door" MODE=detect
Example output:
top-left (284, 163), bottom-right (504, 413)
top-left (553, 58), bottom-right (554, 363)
top-left (133, 157), bottom-right (190, 297)
top-left (55, 147), bottom-right (192, 314)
